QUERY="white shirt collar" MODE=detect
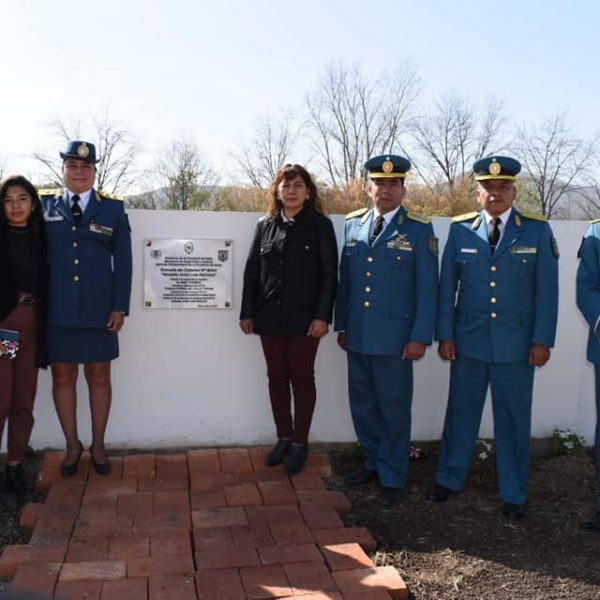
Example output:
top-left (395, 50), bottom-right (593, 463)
top-left (483, 207), bottom-right (512, 228)
top-left (66, 189), bottom-right (93, 213)
top-left (373, 205), bottom-right (401, 226)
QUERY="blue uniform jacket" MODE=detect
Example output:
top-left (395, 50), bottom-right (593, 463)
top-left (41, 189), bottom-right (132, 328)
top-left (576, 221), bottom-right (600, 364)
top-left (436, 208), bottom-right (559, 363)
top-left (335, 206), bottom-right (439, 356)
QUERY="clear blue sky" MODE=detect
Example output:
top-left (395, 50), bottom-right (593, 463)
top-left (2, 0), bottom-right (598, 185)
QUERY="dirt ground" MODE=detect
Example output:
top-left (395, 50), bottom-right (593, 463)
top-left (1, 444), bottom-right (600, 599)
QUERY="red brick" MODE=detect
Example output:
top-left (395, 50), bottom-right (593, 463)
top-left (54, 580), bottom-right (104, 599)
top-left (245, 504), bottom-right (302, 527)
top-left (20, 501), bottom-right (79, 529)
top-left (72, 515), bottom-right (133, 539)
top-left (195, 567), bottom-right (245, 599)
top-left (290, 471), bottom-right (328, 492)
top-left (7, 562), bottom-right (61, 598)
top-left (238, 471), bottom-right (289, 485)
top-left (66, 536), bottom-right (109, 562)
top-left (301, 505), bottom-right (345, 530)
top-left (89, 456), bottom-right (123, 480)
top-left (195, 545), bottom-right (260, 569)
top-left (134, 512), bottom-right (191, 534)
top-left (224, 483), bottom-right (262, 507)
top-left (79, 494), bottom-right (118, 518)
top-left (191, 507), bottom-right (248, 528)
top-left (155, 454), bottom-right (188, 480)
top-left (84, 478), bottom-right (137, 497)
top-left (154, 490), bottom-right (189, 514)
top-left (123, 453), bottom-right (156, 479)
top-left (313, 527), bottom-right (377, 552)
top-left (190, 472), bottom-right (239, 491)
top-left (148, 574), bottom-right (197, 600)
top-left (248, 446), bottom-right (274, 472)
top-left (36, 466), bottom-right (62, 492)
top-left (297, 490), bottom-right (351, 512)
top-left (240, 565), bottom-right (293, 598)
top-left (117, 492), bottom-right (154, 517)
top-left (187, 448), bottom-right (220, 473)
top-left (59, 560), bottom-right (127, 582)
top-left (128, 553), bottom-right (194, 577)
top-left (291, 594), bottom-right (343, 600)
top-left (193, 527), bottom-right (234, 550)
top-left (230, 524), bottom-right (274, 548)
top-left (109, 534), bottom-right (150, 559)
top-left (257, 480), bottom-right (297, 505)
top-left (138, 477), bottom-right (188, 492)
top-left (190, 490), bottom-right (227, 509)
top-left (332, 566), bottom-right (408, 600)
top-left (304, 453), bottom-right (331, 477)
top-left (344, 592), bottom-right (394, 599)
top-left (0, 543), bottom-right (67, 577)
top-left (29, 517), bottom-right (75, 545)
top-left (218, 448), bottom-right (252, 473)
top-left (151, 529), bottom-right (191, 556)
top-left (258, 543), bottom-right (323, 565)
top-left (283, 560), bottom-right (338, 595)
top-left (43, 449), bottom-right (67, 467)
top-left (45, 480), bottom-right (86, 506)
top-left (320, 542), bottom-right (375, 571)
top-left (269, 522), bottom-right (315, 545)
top-left (102, 577), bottom-right (148, 600)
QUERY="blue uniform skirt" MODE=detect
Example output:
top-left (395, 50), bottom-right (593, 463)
top-left (47, 327), bottom-right (119, 364)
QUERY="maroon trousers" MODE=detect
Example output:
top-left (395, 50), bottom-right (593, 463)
top-left (0, 304), bottom-right (38, 462)
top-left (260, 335), bottom-right (321, 444)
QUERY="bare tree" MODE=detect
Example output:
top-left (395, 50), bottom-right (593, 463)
top-left (305, 61), bottom-right (420, 187)
top-left (153, 138), bottom-right (219, 210)
top-left (514, 113), bottom-right (597, 218)
top-left (409, 93), bottom-right (507, 198)
top-left (234, 111), bottom-right (296, 189)
top-left (32, 111), bottom-right (141, 195)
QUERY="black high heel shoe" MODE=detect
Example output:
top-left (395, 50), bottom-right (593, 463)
top-left (90, 446), bottom-right (111, 476)
top-left (60, 441), bottom-right (84, 478)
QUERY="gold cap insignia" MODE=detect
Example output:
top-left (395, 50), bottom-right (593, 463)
top-left (382, 160), bottom-right (394, 174)
top-left (488, 161), bottom-right (501, 176)
top-left (77, 143), bottom-right (90, 158)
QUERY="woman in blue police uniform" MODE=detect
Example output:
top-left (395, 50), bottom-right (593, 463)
top-left (335, 154), bottom-right (439, 506)
top-left (40, 141), bottom-right (132, 477)
top-left (576, 219), bottom-right (600, 531)
top-left (428, 155), bottom-right (559, 518)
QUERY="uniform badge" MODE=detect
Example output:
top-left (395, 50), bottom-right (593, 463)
top-left (218, 250), bottom-right (229, 262)
top-left (382, 160), bottom-right (394, 174)
top-left (551, 237), bottom-right (560, 259)
top-left (429, 236), bottom-right (439, 256)
top-left (488, 160), bottom-right (501, 176)
top-left (77, 143), bottom-right (90, 158)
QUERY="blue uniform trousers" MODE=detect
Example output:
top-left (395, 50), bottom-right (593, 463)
top-left (594, 366), bottom-right (600, 511)
top-left (436, 356), bottom-right (535, 505)
top-left (347, 351), bottom-right (413, 489)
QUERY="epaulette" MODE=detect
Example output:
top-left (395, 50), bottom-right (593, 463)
top-left (345, 207), bottom-right (369, 220)
top-left (519, 210), bottom-right (547, 222)
top-left (407, 212), bottom-right (432, 224)
top-left (452, 211), bottom-right (479, 223)
top-left (38, 188), bottom-right (61, 196)
top-left (590, 218), bottom-right (600, 224)
top-left (98, 191), bottom-right (124, 202)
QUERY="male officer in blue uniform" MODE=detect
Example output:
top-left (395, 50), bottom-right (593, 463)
top-left (428, 155), bottom-right (559, 518)
top-left (40, 140), bottom-right (132, 477)
top-left (335, 154), bottom-right (439, 506)
top-left (576, 219), bottom-right (600, 530)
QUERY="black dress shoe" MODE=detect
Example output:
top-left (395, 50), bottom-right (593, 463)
top-left (580, 512), bottom-right (600, 531)
top-left (90, 446), bottom-right (111, 476)
top-left (283, 444), bottom-right (309, 476)
top-left (381, 486), bottom-right (403, 507)
top-left (426, 483), bottom-right (454, 503)
top-left (344, 468), bottom-right (378, 486)
top-left (60, 441), bottom-right (84, 478)
top-left (502, 502), bottom-right (525, 519)
top-left (264, 439), bottom-right (291, 467)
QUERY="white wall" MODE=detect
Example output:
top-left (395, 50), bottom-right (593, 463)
top-left (23, 211), bottom-right (596, 450)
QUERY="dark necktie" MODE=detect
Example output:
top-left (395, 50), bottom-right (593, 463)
top-left (489, 217), bottom-right (501, 252)
top-left (71, 194), bottom-right (82, 225)
top-left (370, 215), bottom-right (384, 244)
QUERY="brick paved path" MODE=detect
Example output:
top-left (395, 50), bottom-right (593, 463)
top-left (0, 447), bottom-right (407, 599)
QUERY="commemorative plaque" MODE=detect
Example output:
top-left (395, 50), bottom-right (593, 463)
top-left (144, 238), bottom-right (233, 309)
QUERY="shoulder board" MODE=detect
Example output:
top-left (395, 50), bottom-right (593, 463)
top-left (452, 211), bottom-right (479, 223)
top-left (345, 207), bottom-right (369, 220)
top-left (589, 218), bottom-right (600, 224)
top-left (518, 210), bottom-right (547, 222)
top-left (38, 188), bottom-right (61, 196)
top-left (407, 212), bottom-right (431, 224)
top-left (98, 191), bottom-right (124, 202)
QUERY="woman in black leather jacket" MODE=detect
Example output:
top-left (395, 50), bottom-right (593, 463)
top-left (240, 164), bottom-right (338, 475)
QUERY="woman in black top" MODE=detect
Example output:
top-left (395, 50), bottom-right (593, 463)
top-left (240, 164), bottom-right (338, 475)
top-left (0, 176), bottom-right (47, 504)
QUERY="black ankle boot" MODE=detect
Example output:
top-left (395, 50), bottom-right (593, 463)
top-left (264, 439), bottom-right (291, 467)
top-left (283, 444), bottom-right (309, 476)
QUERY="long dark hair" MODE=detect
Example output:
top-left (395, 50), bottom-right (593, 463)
top-left (267, 163), bottom-right (324, 217)
top-left (0, 175), bottom-right (46, 246)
